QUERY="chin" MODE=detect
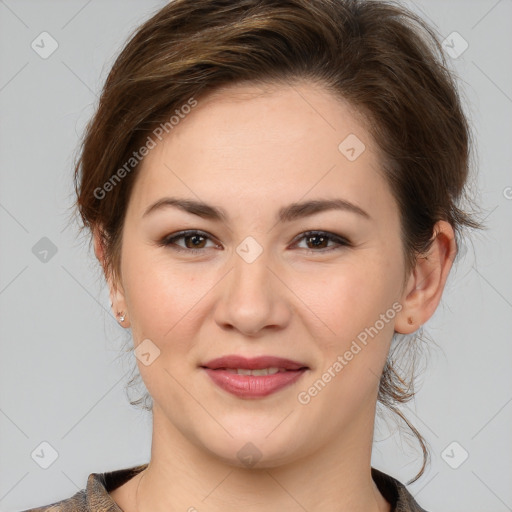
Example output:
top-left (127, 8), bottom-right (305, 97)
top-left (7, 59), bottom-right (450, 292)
top-left (196, 429), bottom-right (307, 470)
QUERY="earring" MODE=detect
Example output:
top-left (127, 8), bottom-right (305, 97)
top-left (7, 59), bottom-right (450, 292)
top-left (117, 312), bottom-right (126, 323)
top-left (407, 316), bottom-right (414, 325)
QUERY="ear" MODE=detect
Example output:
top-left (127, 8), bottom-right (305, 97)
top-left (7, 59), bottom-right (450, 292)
top-left (92, 226), bottom-right (130, 328)
top-left (395, 220), bottom-right (457, 334)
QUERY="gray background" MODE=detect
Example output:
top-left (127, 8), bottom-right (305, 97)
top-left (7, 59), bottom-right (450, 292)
top-left (0, 1), bottom-right (511, 511)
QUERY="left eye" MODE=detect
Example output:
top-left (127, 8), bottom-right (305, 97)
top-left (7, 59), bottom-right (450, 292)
top-left (293, 231), bottom-right (350, 252)
top-left (158, 230), bottom-right (350, 254)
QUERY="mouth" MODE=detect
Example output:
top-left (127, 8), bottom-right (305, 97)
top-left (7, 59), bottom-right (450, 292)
top-left (200, 355), bottom-right (309, 398)
top-left (201, 355), bottom-right (308, 371)
top-left (214, 367), bottom-right (294, 375)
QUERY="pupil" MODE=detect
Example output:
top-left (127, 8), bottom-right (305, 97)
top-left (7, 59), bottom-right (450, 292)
top-left (308, 235), bottom-right (325, 248)
top-left (187, 235), bottom-right (204, 248)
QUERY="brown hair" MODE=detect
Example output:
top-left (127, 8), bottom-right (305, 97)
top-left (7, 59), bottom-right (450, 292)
top-left (73, 0), bottom-right (481, 483)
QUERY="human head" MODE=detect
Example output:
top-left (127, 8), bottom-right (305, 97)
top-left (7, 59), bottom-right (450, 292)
top-left (74, 0), bottom-right (480, 483)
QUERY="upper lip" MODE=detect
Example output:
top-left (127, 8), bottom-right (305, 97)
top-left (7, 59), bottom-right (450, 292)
top-left (201, 355), bottom-right (308, 371)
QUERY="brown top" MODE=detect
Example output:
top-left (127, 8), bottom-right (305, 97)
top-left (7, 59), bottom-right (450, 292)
top-left (20, 464), bottom-right (428, 512)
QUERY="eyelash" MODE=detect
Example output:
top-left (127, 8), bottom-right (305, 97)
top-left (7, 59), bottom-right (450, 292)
top-left (157, 230), bottom-right (351, 255)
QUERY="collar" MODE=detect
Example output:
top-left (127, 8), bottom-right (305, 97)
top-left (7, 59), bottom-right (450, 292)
top-left (30, 463), bottom-right (427, 511)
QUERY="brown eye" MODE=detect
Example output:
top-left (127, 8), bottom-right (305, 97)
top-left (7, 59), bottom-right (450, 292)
top-left (158, 229), bottom-right (350, 255)
top-left (159, 230), bottom-right (220, 253)
top-left (182, 233), bottom-right (207, 249)
top-left (293, 231), bottom-right (351, 253)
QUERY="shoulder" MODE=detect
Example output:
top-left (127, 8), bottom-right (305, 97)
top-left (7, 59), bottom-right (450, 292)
top-left (17, 463), bottom-right (147, 512)
top-left (371, 467), bottom-right (429, 512)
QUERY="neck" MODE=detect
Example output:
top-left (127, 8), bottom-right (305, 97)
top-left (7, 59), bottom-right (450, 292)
top-left (132, 403), bottom-right (390, 512)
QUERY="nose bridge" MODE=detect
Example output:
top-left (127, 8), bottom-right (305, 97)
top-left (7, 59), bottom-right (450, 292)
top-left (230, 236), bottom-right (273, 305)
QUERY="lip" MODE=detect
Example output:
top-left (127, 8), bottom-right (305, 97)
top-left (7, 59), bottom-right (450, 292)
top-left (202, 355), bottom-right (308, 371)
top-left (200, 355), bottom-right (309, 399)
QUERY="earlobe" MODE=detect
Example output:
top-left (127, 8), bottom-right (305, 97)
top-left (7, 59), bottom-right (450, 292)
top-left (395, 221), bottom-right (456, 334)
top-left (92, 226), bottom-right (130, 327)
top-left (395, 269), bottom-right (421, 334)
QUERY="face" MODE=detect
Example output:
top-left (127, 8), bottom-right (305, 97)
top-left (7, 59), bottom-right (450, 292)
top-left (110, 81), bottom-right (412, 467)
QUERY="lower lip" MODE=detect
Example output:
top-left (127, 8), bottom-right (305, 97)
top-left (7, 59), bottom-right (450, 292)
top-left (202, 368), bottom-right (307, 398)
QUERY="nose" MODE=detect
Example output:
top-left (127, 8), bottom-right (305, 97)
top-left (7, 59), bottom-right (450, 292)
top-left (213, 245), bottom-right (291, 337)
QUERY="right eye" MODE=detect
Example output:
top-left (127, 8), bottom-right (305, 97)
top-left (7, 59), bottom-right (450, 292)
top-left (158, 230), bottom-right (222, 254)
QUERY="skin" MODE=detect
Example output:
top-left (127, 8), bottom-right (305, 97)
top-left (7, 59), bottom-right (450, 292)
top-left (94, 81), bottom-right (456, 512)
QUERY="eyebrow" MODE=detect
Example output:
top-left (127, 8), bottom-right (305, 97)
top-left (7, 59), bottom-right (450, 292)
top-left (142, 197), bottom-right (370, 222)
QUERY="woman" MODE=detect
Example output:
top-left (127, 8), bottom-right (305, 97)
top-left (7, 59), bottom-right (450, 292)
top-left (22, 0), bottom-right (480, 510)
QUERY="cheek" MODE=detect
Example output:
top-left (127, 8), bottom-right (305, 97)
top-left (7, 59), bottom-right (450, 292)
top-left (302, 257), bottom-right (402, 406)
top-left (306, 257), bottom-right (401, 339)
top-left (301, 268), bottom-right (399, 406)
top-left (122, 253), bottom-right (206, 394)
top-left (121, 242), bottom-right (198, 342)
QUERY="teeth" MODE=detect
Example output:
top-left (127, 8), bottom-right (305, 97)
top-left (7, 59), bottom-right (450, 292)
top-left (225, 367), bottom-right (282, 376)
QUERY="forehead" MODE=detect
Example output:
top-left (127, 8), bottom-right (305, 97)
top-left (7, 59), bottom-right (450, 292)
top-left (128, 81), bottom-right (395, 222)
